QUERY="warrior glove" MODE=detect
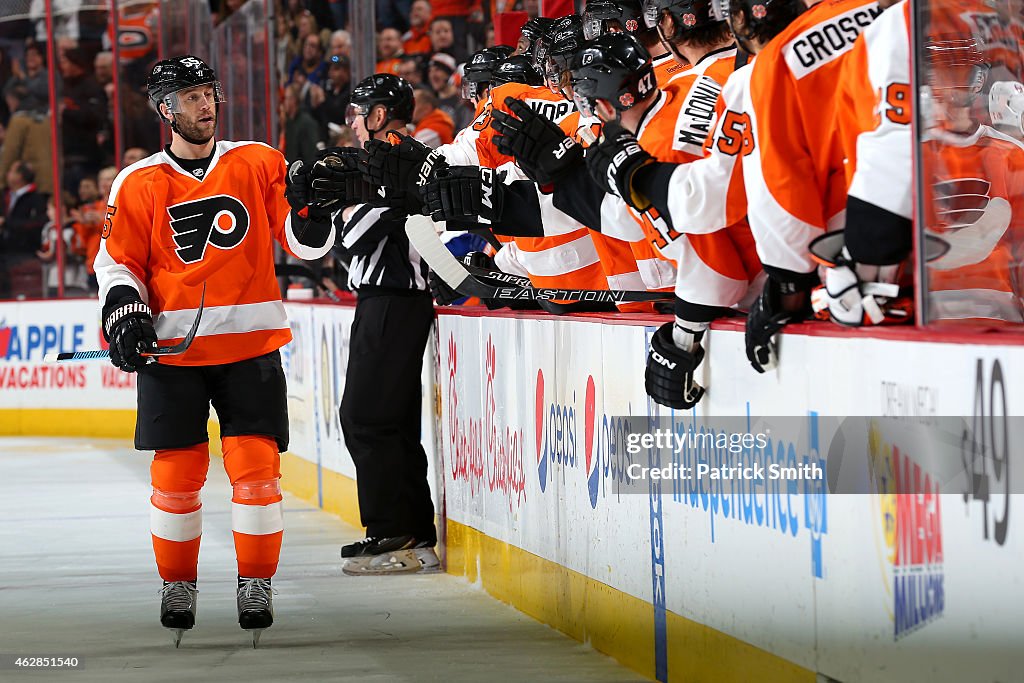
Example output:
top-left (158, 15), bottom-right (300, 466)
top-left (491, 97), bottom-right (583, 185)
top-left (103, 295), bottom-right (158, 373)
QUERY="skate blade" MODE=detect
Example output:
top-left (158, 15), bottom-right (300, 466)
top-left (250, 629), bottom-right (264, 648)
top-left (170, 628), bottom-right (185, 648)
top-left (414, 547), bottom-right (442, 574)
top-left (343, 549), bottom-right (424, 576)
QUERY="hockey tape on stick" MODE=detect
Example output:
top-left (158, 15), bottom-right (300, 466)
top-left (405, 215), bottom-right (673, 303)
top-left (44, 285), bottom-right (206, 363)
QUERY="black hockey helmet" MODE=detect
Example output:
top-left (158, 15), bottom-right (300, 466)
top-left (490, 55), bottom-right (546, 88)
top-left (724, 0), bottom-right (804, 53)
top-left (569, 32), bottom-right (657, 119)
top-left (518, 16), bottom-right (557, 67)
top-left (643, 0), bottom-right (727, 39)
top-left (463, 46), bottom-right (515, 100)
top-left (539, 15), bottom-right (587, 97)
top-left (582, 0), bottom-right (646, 40)
top-left (346, 73), bottom-right (415, 130)
top-left (147, 55), bottom-right (224, 120)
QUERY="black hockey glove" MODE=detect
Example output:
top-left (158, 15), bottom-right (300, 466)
top-left (285, 159), bottom-right (334, 222)
top-left (585, 121), bottom-right (655, 211)
top-left (429, 270), bottom-right (462, 305)
top-left (104, 298), bottom-right (158, 373)
top-left (422, 167), bottom-right (505, 224)
top-left (745, 275), bottom-right (814, 373)
top-left (310, 147), bottom-right (373, 209)
top-left (363, 134), bottom-right (448, 215)
top-left (491, 97), bottom-right (583, 185)
top-left (646, 321), bottom-right (706, 410)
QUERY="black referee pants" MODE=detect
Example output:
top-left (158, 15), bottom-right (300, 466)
top-left (339, 289), bottom-right (437, 545)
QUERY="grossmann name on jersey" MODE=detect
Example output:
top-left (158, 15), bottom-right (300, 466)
top-left (783, 3), bottom-right (885, 79)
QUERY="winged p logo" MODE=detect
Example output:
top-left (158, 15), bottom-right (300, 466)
top-left (167, 195), bottom-right (250, 264)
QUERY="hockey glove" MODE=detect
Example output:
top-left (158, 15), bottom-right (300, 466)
top-left (646, 321), bottom-right (707, 410)
top-left (285, 158), bottom-right (336, 223)
top-left (745, 275), bottom-right (814, 373)
top-left (363, 134), bottom-right (448, 215)
top-left (585, 122), bottom-right (655, 211)
top-left (104, 299), bottom-right (158, 373)
top-left (422, 167), bottom-right (505, 224)
top-left (808, 233), bottom-right (904, 326)
top-left (491, 97), bottom-right (583, 185)
top-left (310, 147), bottom-right (373, 208)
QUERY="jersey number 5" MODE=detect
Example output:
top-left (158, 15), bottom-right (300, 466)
top-left (715, 111), bottom-right (755, 157)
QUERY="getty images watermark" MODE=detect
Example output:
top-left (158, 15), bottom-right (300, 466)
top-left (624, 428), bottom-right (824, 483)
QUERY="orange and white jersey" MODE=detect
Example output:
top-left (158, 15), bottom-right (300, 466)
top-left (631, 47), bottom-right (763, 312)
top-left (658, 61), bottom-right (753, 236)
top-left (835, 0), bottom-right (913, 222)
top-left (94, 141), bottom-right (334, 366)
top-left (923, 124), bottom-right (1024, 323)
top-left (745, 0), bottom-right (883, 274)
top-left (652, 52), bottom-right (689, 86)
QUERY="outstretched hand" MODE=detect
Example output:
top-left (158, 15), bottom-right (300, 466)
top-left (491, 97), bottom-right (582, 185)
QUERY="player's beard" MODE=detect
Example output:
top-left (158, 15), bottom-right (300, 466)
top-left (175, 111), bottom-right (217, 145)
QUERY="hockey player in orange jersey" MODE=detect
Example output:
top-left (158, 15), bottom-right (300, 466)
top-left (93, 55), bottom-right (335, 647)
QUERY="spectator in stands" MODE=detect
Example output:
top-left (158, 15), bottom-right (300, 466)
top-left (282, 82), bottom-right (322, 163)
top-left (427, 53), bottom-right (471, 130)
top-left (432, 1), bottom-right (485, 50)
top-left (74, 173), bottom-right (104, 290)
top-left (121, 147), bottom-right (149, 167)
top-left (411, 85), bottom-right (455, 148)
top-left (311, 54), bottom-right (352, 139)
top-left (328, 29), bottom-right (352, 58)
top-left (397, 55), bottom-right (426, 86)
top-left (4, 43), bottom-right (48, 119)
top-left (403, 1), bottom-right (434, 55)
top-left (376, 28), bottom-right (405, 74)
top-left (94, 51), bottom-right (113, 87)
top-left (289, 33), bottom-right (328, 87)
top-left (0, 76), bottom-right (52, 196)
top-left (58, 47), bottom-right (107, 192)
top-left (0, 47), bottom-right (12, 126)
top-left (428, 17), bottom-right (467, 63)
top-left (0, 161), bottom-right (47, 299)
top-left (377, 0), bottom-right (414, 33)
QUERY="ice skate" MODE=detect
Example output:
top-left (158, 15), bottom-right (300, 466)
top-left (237, 576), bottom-right (274, 648)
top-left (341, 535), bottom-right (436, 576)
top-left (159, 580), bottom-right (198, 648)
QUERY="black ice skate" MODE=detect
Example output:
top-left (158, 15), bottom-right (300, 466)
top-left (236, 576), bottom-right (274, 648)
top-left (159, 580), bottom-right (198, 648)
top-left (341, 536), bottom-right (440, 576)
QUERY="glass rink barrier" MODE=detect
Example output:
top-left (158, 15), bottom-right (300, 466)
top-left (0, 0), bottom-right (264, 301)
top-left (916, 0), bottom-right (1024, 327)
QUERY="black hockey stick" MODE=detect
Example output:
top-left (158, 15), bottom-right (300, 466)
top-left (406, 215), bottom-right (672, 303)
top-left (44, 285), bottom-right (206, 363)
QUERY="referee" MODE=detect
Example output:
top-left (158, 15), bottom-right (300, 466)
top-left (333, 74), bottom-right (438, 575)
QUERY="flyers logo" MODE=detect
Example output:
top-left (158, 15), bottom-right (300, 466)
top-left (167, 195), bottom-right (250, 264)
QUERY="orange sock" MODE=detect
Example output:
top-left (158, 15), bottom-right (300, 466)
top-left (150, 445), bottom-right (210, 582)
top-left (222, 435), bottom-right (283, 578)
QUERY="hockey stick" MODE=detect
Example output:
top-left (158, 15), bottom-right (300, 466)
top-left (406, 215), bottom-right (672, 303)
top-left (44, 285), bottom-right (206, 363)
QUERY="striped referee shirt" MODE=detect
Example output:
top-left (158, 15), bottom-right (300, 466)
top-left (334, 204), bottom-right (430, 292)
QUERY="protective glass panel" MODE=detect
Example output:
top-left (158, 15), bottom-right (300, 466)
top-left (917, 0), bottom-right (1024, 327)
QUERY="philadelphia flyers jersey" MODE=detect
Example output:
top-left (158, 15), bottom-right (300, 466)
top-left (745, 0), bottom-right (882, 276)
top-left (94, 141), bottom-right (334, 366)
top-left (631, 47), bottom-right (763, 316)
top-left (652, 52), bottom-right (689, 86)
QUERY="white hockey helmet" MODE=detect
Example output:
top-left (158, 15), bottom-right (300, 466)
top-left (988, 80), bottom-right (1024, 135)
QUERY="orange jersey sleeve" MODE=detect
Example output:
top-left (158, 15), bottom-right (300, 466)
top-left (94, 142), bottom-right (333, 366)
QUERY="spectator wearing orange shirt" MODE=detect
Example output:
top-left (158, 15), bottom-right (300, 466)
top-left (412, 85), bottom-right (454, 148)
top-left (375, 28), bottom-right (405, 75)
top-left (403, 1), bottom-right (434, 55)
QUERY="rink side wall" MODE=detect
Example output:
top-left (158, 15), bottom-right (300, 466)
top-left (2, 298), bottom-right (1023, 683)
